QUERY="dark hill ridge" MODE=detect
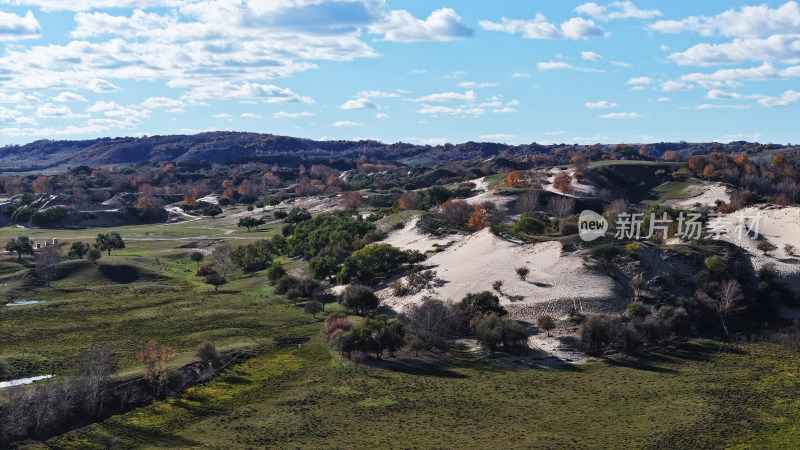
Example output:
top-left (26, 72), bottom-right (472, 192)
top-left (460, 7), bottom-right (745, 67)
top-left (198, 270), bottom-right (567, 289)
top-left (0, 131), bottom-right (792, 171)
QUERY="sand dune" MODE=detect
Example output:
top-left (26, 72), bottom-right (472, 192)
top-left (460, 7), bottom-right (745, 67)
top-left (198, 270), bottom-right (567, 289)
top-left (380, 228), bottom-right (618, 319)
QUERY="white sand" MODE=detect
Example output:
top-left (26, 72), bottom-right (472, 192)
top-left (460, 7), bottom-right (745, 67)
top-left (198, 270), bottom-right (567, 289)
top-left (542, 168), bottom-right (601, 198)
top-left (380, 216), bottom-right (461, 253)
top-left (717, 205), bottom-right (800, 291)
top-left (675, 182), bottom-right (736, 209)
top-left (380, 228), bottom-right (617, 316)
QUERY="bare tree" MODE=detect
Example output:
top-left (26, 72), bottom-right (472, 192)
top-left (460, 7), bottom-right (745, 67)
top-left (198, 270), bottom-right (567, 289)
top-left (515, 190), bottom-right (540, 213)
top-left (547, 196), bottom-right (575, 218)
top-left (35, 243), bottom-right (62, 286)
top-left (717, 279), bottom-right (743, 335)
top-left (76, 347), bottom-right (116, 417)
top-left (214, 243), bottom-right (233, 277)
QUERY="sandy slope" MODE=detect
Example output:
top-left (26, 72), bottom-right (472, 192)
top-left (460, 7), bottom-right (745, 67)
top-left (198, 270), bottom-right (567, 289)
top-left (674, 182), bottom-right (735, 209)
top-left (380, 216), bottom-right (461, 253)
top-left (380, 228), bottom-right (617, 318)
top-left (718, 205), bottom-right (800, 291)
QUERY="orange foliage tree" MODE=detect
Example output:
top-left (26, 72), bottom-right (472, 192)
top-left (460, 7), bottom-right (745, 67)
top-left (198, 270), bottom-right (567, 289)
top-left (398, 191), bottom-right (423, 210)
top-left (469, 204), bottom-right (489, 229)
top-left (503, 170), bottom-right (524, 188)
top-left (340, 191), bottom-right (365, 209)
top-left (552, 172), bottom-right (572, 194)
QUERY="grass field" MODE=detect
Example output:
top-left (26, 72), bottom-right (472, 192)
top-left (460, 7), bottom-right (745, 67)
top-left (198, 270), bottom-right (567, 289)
top-left (3, 198), bottom-right (800, 448)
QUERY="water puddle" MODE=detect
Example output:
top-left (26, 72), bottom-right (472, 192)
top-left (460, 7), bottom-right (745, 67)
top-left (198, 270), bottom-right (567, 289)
top-left (0, 375), bottom-right (54, 389)
top-left (3, 299), bottom-right (46, 307)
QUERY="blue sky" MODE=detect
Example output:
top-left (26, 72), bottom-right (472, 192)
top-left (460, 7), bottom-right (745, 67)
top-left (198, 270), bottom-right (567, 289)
top-left (0, 1), bottom-right (798, 146)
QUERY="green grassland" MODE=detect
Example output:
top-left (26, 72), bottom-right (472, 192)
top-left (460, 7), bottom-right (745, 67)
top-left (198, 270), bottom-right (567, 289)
top-left (2, 197), bottom-right (800, 448)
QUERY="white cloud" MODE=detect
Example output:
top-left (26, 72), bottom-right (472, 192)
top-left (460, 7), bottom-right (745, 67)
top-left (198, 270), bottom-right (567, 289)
top-left (545, 130), bottom-right (566, 135)
top-left (575, 1), bottom-right (661, 20)
top-left (585, 100), bottom-right (617, 108)
top-left (241, 113), bottom-right (263, 119)
top-left (610, 61), bottom-right (632, 67)
top-left (185, 82), bottom-right (313, 104)
top-left (512, 72), bottom-right (531, 78)
top-left (457, 81), bottom-right (499, 88)
top-left (411, 90), bottom-right (477, 102)
top-left (213, 113), bottom-right (231, 119)
top-left (681, 63), bottom-right (800, 88)
top-left (86, 100), bottom-right (149, 119)
top-left (375, 113), bottom-right (388, 119)
top-left (141, 96), bottom-right (185, 109)
top-left (657, 97), bottom-right (671, 102)
top-left (480, 14), bottom-right (606, 40)
top-left (0, 1), bottom-right (182, 12)
top-left (405, 137), bottom-right (449, 145)
top-left (0, 105), bottom-right (35, 125)
top-left (479, 133), bottom-right (515, 141)
top-left (273, 111), bottom-right (315, 119)
top-left (416, 105), bottom-right (485, 117)
top-left (371, 7), bottom-right (473, 42)
top-left (492, 107), bottom-right (516, 113)
top-left (705, 90), bottom-right (743, 100)
top-left (669, 34), bottom-right (800, 66)
top-left (36, 103), bottom-right (86, 119)
top-left (0, 92), bottom-right (39, 103)
top-left (599, 112), bottom-right (642, 119)
top-left (626, 76), bottom-right (653, 85)
top-left (537, 61), bottom-right (603, 72)
top-left (649, 2), bottom-right (800, 38)
top-left (72, 9), bottom-right (177, 39)
top-left (332, 120), bottom-right (362, 127)
top-left (51, 92), bottom-right (87, 102)
top-left (660, 81), bottom-right (691, 91)
top-left (758, 89), bottom-right (800, 107)
top-left (87, 79), bottom-right (119, 93)
top-left (696, 104), bottom-right (749, 110)
top-left (581, 51), bottom-right (602, 61)
top-left (355, 90), bottom-right (400, 98)
top-left (0, 10), bottom-right (41, 40)
top-left (339, 98), bottom-right (377, 110)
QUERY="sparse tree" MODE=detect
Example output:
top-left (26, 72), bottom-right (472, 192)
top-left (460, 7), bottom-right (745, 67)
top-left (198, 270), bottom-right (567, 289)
top-left (629, 273), bottom-right (647, 299)
top-left (440, 199), bottom-right (473, 225)
top-left (339, 284), bottom-right (380, 316)
top-left (189, 251), bottom-right (204, 266)
top-left (6, 236), bottom-right (34, 262)
top-left (401, 297), bottom-right (461, 350)
top-left (35, 243), bottom-right (62, 286)
top-left (580, 315), bottom-right (614, 355)
top-left (214, 243), bottom-right (233, 277)
top-left (237, 216), bottom-right (263, 232)
top-left (304, 300), bottom-right (323, 319)
top-left (515, 267), bottom-right (530, 281)
top-left (625, 301), bottom-right (650, 321)
top-left (547, 196), bottom-right (575, 218)
top-left (340, 191), bottom-right (365, 209)
top-left (75, 347), bottom-right (116, 417)
top-left (138, 341), bottom-right (176, 397)
top-left (552, 172), bottom-right (572, 194)
top-left (717, 279), bottom-right (743, 335)
top-left (785, 243), bottom-right (796, 257)
top-left (492, 280), bottom-right (503, 294)
top-left (516, 190), bottom-right (541, 213)
top-left (87, 248), bottom-right (102, 264)
top-left (536, 314), bottom-right (556, 336)
top-left (95, 232), bottom-right (125, 256)
top-left (204, 273), bottom-right (227, 291)
top-left (68, 241), bottom-right (91, 259)
top-left (195, 341), bottom-right (219, 367)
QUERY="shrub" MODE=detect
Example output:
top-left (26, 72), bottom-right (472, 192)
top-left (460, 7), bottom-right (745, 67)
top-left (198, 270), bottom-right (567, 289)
top-left (195, 341), bottom-right (219, 366)
top-left (30, 206), bottom-right (70, 227)
top-left (514, 212), bottom-right (547, 235)
top-left (459, 291), bottom-right (506, 317)
top-left (339, 284), bottom-right (380, 316)
top-left (401, 297), bottom-right (462, 350)
top-left (559, 219), bottom-right (579, 236)
top-left (704, 255), bottom-right (727, 273)
top-left (195, 265), bottom-right (217, 277)
top-left (580, 315), bottom-right (614, 355)
top-left (625, 242), bottom-right (643, 257)
top-left (322, 317), bottom-right (354, 341)
top-left (590, 243), bottom-right (621, 262)
top-left (274, 275), bottom-right (300, 295)
top-left (516, 267), bottom-right (530, 281)
top-left (471, 314), bottom-right (528, 357)
top-left (625, 302), bottom-right (650, 321)
top-left (617, 325), bottom-right (643, 354)
top-left (756, 240), bottom-right (777, 256)
top-left (350, 314), bottom-right (405, 359)
top-left (266, 262), bottom-right (287, 285)
top-left (286, 288), bottom-right (302, 302)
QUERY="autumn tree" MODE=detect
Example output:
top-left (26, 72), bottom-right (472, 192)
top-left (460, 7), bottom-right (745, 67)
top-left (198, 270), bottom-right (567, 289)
top-left (340, 191), bottom-right (365, 209)
top-left (138, 341), bottom-right (177, 396)
top-left (398, 191), bottom-right (423, 210)
top-left (552, 172), bottom-right (572, 194)
top-left (440, 199), bottom-right (473, 225)
top-left (503, 170), bottom-right (525, 188)
top-left (469, 204), bottom-right (489, 229)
